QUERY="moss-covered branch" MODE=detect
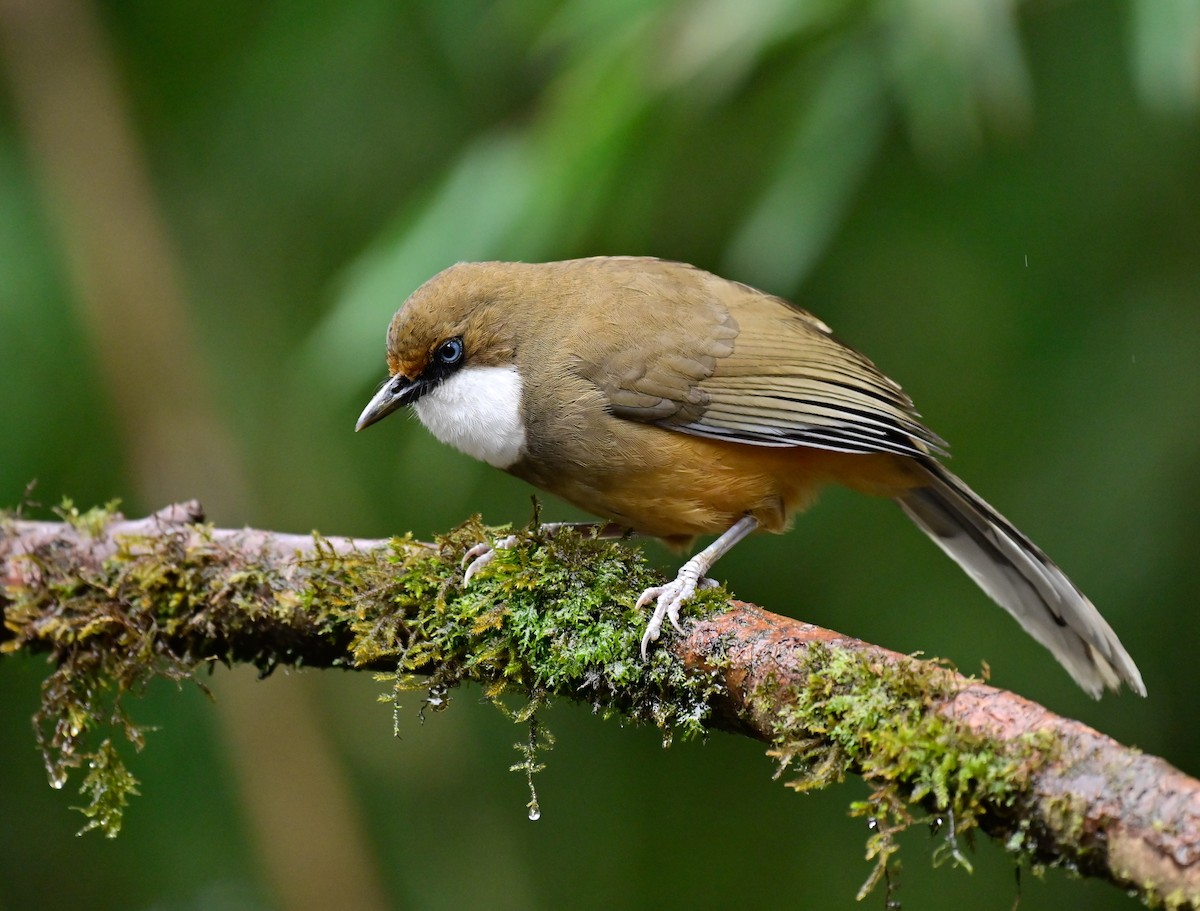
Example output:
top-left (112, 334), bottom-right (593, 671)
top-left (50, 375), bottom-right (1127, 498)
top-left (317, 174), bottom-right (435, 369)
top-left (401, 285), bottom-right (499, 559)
top-left (2, 502), bottom-right (1196, 907)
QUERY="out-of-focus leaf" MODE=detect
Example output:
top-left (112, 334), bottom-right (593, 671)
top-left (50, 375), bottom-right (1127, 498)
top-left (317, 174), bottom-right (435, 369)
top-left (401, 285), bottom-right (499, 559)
top-left (654, 0), bottom-right (848, 94)
top-left (722, 40), bottom-right (888, 290)
top-left (300, 132), bottom-right (538, 392)
top-left (1131, 0), bottom-right (1200, 114)
top-left (881, 0), bottom-right (1032, 162)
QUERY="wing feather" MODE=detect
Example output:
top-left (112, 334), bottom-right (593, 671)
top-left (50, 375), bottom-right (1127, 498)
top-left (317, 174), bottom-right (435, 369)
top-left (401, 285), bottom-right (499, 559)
top-left (568, 258), bottom-right (944, 458)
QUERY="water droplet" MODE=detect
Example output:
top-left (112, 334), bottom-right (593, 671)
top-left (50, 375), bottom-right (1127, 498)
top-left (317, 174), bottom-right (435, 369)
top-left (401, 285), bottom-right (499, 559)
top-left (867, 817), bottom-right (878, 831)
top-left (49, 771), bottom-right (67, 790)
top-left (527, 804), bottom-right (541, 821)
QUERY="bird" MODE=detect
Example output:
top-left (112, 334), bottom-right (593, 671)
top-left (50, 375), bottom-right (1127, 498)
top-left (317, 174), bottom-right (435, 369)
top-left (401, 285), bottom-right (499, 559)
top-left (355, 256), bottom-right (1145, 698)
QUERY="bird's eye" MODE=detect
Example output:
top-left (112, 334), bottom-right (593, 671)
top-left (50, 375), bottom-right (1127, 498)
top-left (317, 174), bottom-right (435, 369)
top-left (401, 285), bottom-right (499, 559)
top-left (435, 337), bottom-right (464, 366)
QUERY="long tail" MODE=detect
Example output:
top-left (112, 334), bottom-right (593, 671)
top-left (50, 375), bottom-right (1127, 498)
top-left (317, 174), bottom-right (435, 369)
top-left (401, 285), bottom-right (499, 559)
top-left (895, 460), bottom-right (1145, 697)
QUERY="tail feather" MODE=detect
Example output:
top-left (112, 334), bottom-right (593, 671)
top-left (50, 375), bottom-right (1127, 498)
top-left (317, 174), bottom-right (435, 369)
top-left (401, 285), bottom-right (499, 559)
top-left (896, 461), bottom-right (1145, 698)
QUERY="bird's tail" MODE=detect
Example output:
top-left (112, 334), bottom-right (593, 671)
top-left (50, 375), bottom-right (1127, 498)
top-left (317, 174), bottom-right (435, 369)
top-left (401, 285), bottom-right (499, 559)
top-left (895, 460), bottom-right (1145, 697)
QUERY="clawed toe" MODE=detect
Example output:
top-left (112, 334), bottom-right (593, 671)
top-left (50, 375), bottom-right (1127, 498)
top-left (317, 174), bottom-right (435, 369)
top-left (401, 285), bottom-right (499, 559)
top-left (462, 534), bottom-right (517, 586)
top-left (636, 577), bottom-right (699, 659)
top-left (462, 548), bottom-right (494, 586)
top-left (462, 541), bottom-right (493, 565)
top-left (634, 564), bottom-right (726, 658)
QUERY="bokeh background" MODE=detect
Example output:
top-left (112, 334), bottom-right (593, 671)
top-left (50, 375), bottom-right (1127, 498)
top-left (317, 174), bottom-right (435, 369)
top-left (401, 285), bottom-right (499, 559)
top-left (2, 0), bottom-right (1197, 908)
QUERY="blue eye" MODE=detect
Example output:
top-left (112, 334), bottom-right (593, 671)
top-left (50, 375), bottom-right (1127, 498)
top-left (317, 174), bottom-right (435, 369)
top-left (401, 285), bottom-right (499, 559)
top-left (436, 337), bottom-right (464, 365)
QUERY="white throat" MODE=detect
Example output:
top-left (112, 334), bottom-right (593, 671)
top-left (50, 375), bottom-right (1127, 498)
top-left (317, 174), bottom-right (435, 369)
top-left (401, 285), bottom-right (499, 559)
top-left (413, 365), bottom-right (527, 469)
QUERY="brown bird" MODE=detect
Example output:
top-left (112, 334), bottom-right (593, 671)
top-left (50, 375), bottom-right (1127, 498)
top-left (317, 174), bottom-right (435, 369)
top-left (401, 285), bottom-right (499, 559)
top-left (355, 256), bottom-right (1144, 697)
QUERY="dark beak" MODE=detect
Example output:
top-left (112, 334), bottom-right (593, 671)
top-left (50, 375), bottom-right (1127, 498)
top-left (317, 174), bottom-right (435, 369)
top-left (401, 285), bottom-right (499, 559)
top-left (355, 376), bottom-right (422, 431)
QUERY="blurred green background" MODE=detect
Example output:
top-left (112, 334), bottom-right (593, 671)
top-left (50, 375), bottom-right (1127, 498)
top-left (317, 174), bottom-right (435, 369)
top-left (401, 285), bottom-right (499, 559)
top-left (1, 0), bottom-right (1197, 908)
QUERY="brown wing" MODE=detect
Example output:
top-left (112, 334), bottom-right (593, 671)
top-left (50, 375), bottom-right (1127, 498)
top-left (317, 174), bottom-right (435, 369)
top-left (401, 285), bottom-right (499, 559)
top-left (571, 259), bottom-right (946, 458)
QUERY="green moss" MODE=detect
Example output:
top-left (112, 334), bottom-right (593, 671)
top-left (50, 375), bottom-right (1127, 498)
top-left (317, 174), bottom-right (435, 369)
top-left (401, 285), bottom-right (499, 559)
top-left (3, 511), bottom-right (722, 835)
top-left (343, 518), bottom-right (726, 801)
top-left (56, 497), bottom-right (123, 538)
top-left (755, 643), bottom-right (1055, 898)
top-left (321, 519), bottom-right (724, 732)
top-left (5, 503), bottom-right (1055, 900)
top-left (75, 740), bottom-right (141, 838)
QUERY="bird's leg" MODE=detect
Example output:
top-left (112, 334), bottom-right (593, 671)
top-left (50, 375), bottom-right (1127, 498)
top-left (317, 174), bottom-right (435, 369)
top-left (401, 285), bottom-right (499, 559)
top-left (462, 521), bottom-right (628, 585)
top-left (636, 515), bottom-right (759, 659)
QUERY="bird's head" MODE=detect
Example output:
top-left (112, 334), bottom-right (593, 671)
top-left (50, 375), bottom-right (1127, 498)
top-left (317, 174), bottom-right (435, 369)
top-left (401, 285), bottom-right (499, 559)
top-left (354, 262), bottom-right (537, 469)
top-left (354, 262), bottom-right (522, 432)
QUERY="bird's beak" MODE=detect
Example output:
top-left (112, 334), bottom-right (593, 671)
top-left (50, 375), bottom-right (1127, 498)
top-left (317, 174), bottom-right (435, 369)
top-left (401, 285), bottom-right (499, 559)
top-left (355, 376), bottom-right (419, 431)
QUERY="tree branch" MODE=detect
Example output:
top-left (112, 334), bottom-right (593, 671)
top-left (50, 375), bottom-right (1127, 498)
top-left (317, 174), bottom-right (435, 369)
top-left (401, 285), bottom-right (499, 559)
top-left (2, 503), bottom-right (1195, 907)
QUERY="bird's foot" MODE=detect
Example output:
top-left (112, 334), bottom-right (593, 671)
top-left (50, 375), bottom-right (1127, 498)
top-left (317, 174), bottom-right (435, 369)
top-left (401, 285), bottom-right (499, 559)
top-left (462, 535), bottom-right (518, 585)
top-left (634, 514), bottom-right (759, 659)
top-left (463, 522), bottom-right (627, 586)
top-left (635, 564), bottom-right (719, 659)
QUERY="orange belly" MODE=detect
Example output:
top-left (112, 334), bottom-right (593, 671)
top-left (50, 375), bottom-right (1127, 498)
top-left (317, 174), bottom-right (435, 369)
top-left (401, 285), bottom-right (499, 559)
top-left (515, 421), bottom-right (927, 545)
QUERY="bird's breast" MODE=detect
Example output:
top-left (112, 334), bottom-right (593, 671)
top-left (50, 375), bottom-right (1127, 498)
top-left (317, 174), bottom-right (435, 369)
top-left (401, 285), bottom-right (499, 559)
top-left (412, 364), bottom-right (527, 468)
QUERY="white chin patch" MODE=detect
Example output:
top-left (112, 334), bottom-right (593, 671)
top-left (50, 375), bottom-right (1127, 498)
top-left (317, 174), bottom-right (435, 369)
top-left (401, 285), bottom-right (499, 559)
top-left (413, 365), bottom-right (526, 469)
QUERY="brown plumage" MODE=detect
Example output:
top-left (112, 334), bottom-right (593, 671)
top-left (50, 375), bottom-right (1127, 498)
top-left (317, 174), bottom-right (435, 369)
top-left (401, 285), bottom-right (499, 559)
top-left (357, 257), bottom-right (1145, 697)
